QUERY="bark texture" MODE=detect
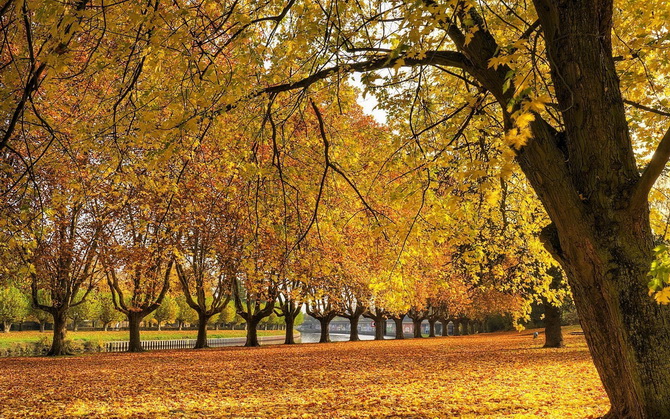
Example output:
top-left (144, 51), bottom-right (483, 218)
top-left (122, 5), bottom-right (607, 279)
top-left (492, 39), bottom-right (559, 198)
top-left (194, 312), bottom-right (211, 349)
top-left (542, 301), bottom-right (564, 348)
top-left (245, 319), bottom-right (260, 347)
top-left (284, 314), bottom-right (296, 344)
top-left (348, 316), bottom-right (360, 342)
top-left (127, 312), bottom-right (144, 353)
top-left (391, 317), bottom-right (405, 339)
top-left (47, 310), bottom-right (69, 356)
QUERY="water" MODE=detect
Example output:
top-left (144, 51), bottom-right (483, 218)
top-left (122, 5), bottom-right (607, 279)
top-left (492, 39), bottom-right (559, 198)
top-left (297, 332), bottom-right (380, 343)
top-left (300, 332), bottom-right (375, 343)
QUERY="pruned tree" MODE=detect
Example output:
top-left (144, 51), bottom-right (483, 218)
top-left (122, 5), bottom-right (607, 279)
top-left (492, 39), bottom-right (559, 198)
top-left (102, 171), bottom-right (177, 352)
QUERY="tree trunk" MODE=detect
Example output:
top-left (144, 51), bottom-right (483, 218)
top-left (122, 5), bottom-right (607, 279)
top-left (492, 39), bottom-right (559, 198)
top-left (497, 1), bottom-right (670, 416)
top-left (428, 319), bottom-right (436, 337)
top-left (348, 316), bottom-right (360, 341)
top-left (413, 320), bottom-right (422, 338)
top-left (318, 318), bottom-right (331, 343)
top-left (461, 319), bottom-right (469, 336)
top-left (39, 322), bottom-right (45, 333)
top-left (47, 310), bottom-right (68, 356)
top-left (543, 300), bottom-right (564, 348)
top-left (103, 323), bottom-right (109, 332)
top-left (393, 318), bottom-right (404, 339)
top-left (178, 321), bottom-right (183, 331)
top-left (245, 319), bottom-right (260, 347)
top-left (2, 322), bottom-right (10, 332)
top-left (127, 312), bottom-right (144, 352)
top-left (73, 321), bottom-right (79, 332)
top-left (194, 312), bottom-right (210, 349)
top-left (453, 320), bottom-right (460, 337)
top-left (441, 321), bottom-right (449, 337)
top-left (284, 314), bottom-right (296, 344)
top-left (374, 318), bottom-right (385, 340)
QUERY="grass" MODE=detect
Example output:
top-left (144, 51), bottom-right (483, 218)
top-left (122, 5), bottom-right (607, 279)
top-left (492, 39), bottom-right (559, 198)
top-left (0, 329), bottom-right (286, 349)
top-left (0, 327), bottom-right (609, 418)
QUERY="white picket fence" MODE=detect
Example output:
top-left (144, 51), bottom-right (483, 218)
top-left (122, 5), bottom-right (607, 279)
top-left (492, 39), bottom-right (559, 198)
top-left (105, 335), bottom-right (290, 353)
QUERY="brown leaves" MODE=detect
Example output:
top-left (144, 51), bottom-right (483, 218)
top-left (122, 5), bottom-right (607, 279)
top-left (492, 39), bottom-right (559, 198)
top-left (0, 329), bottom-right (608, 418)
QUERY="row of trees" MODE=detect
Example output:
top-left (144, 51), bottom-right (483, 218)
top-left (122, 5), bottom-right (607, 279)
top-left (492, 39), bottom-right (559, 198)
top-left (0, 288), bottom-right (299, 334)
top-left (0, 59), bottom-right (553, 355)
top-left (4, 0), bottom-right (670, 414)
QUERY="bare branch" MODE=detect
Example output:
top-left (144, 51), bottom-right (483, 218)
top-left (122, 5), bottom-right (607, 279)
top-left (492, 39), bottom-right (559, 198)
top-left (624, 99), bottom-right (670, 118)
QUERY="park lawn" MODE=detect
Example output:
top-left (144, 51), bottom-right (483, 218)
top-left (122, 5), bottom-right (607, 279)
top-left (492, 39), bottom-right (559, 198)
top-left (0, 328), bottom-right (609, 418)
top-left (0, 329), bottom-right (286, 349)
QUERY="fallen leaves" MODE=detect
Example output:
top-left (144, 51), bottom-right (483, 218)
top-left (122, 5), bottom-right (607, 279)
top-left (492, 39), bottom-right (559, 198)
top-left (0, 329), bottom-right (609, 418)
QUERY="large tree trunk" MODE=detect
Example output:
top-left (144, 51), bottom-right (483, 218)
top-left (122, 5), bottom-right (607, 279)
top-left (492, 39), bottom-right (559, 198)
top-left (318, 318), bottom-right (331, 343)
top-left (103, 323), bottom-right (109, 332)
top-left (393, 318), bottom-right (404, 339)
top-left (127, 312), bottom-right (144, 352)
top-left (39, 322), bottom-right (45, 333)
top-left (452, 320), bottom-right (460, 337)
top-left (2, 322), bottom-right (10, 332)
top-left (47, 310), bottom-right (68, 356)
top-left (348, 316), bottom-right (360, 342)
top-left (245, 319), bottom-right (260, 347)
top-left (284, 314), bottom-right (296, 344)
top-left (497, 1), bottom-right (670, 415)
top-left (194, 312), bottom-right (210, 349)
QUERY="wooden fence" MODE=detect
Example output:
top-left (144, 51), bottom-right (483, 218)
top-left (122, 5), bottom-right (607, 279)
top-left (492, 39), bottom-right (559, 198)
top-left (105, 334), bottom-right (293, 353)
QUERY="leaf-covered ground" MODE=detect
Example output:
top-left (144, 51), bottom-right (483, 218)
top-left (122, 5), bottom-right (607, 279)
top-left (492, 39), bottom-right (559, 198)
top-left (0, 329), bottom-right (284, 349)
top-left (0, 329), bottom-right (609, 418)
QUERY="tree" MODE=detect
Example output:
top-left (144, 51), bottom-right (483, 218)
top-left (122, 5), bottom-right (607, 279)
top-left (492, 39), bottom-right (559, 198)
top-left (24, 181), bottom-right (102, 355)
top-left (337, 283), bottom-right (368, 342)
top-left (235, 2), bottom-right (670, 413)
top-left (233, 278), bottom-right (276, 347)
top-left (232, 247), bottom-right (279, 347)
top-left (407, 307), bottom-right (428, 339)
top-left (153, 296), bottom-right (178, 331)
top-left (67, 291), bottom-right (101, 331)
top-left (306, 288), bottom-right (339, 344)
top-left (102, 173), bottom-right (177, 352)
top-left (218, 303), bottom-right (239, 330)
top-left (175, 295), bottom-right (198, 331)
top-left (4, 0), bottom-right (670, 414)
top-left (97, 293), bottom-right (124, 331)
top-left (363, 304), bottom-right (387, 341)
top-left (29, 300), bottom-right (52, 333)
top-left (174, 145), bottom-right (244, 348)
top-left (542, 268), bottom-right (566, 348)
top-left (0, 286), bottom-right (28, 332)
top-left (274, 277), bottom-right (305, 345)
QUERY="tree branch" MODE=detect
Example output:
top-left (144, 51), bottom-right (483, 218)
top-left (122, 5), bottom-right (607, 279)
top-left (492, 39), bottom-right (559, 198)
top-left (623, 99), bottom-right (670, 117)
top-left (630, 126), bottom-right (670, 209)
